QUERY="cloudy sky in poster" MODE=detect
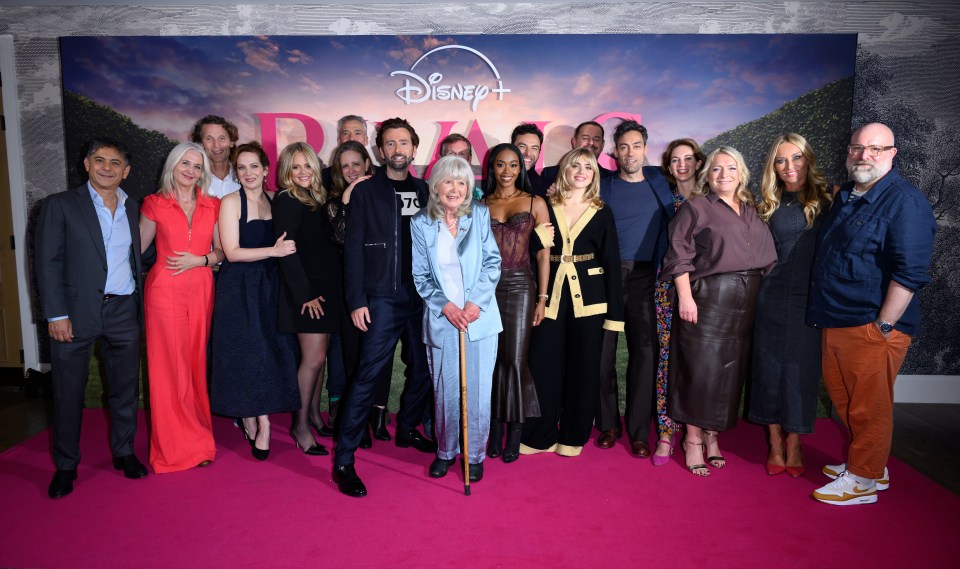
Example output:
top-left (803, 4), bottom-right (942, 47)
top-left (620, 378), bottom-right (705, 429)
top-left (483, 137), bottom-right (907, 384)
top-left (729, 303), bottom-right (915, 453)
top-left (60, 34), bottom-right (856, 168)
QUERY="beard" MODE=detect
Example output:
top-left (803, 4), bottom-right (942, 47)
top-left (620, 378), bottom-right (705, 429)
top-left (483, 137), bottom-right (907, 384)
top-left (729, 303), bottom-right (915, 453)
top-left (387, 153), bottom-right (411, 172)
top-left (848, 160), bottom-right (890, 185)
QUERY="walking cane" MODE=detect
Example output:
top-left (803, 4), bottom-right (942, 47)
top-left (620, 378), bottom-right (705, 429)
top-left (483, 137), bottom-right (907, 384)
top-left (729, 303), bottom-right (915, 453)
top-left (459, 330), bottom-right (470, 496)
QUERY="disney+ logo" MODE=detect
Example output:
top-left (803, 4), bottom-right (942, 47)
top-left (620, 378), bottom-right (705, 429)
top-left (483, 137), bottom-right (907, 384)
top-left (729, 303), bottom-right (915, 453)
top-left (390, 45), bottom-right (510, 112)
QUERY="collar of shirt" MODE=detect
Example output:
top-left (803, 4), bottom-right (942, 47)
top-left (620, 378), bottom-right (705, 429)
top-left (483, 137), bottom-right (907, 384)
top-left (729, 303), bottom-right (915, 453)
top-left (87, 182), bottom-right (128, 208)
top-left (838, 167), bottom-right (899, 205)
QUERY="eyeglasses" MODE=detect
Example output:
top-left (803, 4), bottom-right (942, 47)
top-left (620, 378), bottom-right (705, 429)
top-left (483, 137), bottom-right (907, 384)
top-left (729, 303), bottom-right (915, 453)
top-left (847, 144), bottom-right (894, 156)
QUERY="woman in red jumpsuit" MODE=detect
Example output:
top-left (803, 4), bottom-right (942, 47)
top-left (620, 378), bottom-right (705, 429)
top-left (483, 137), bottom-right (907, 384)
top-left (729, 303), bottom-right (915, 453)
top-left (140, 142), bottom-right (223, 473)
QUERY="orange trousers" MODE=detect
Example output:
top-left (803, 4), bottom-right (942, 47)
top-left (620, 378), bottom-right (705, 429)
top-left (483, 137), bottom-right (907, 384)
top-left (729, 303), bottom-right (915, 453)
top-left (821, 323), bottom-right (911, 480)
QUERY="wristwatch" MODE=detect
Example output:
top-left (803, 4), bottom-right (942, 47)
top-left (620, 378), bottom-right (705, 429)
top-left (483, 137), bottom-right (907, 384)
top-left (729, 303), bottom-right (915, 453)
top-left (875, 319), bottom-right (894, 334)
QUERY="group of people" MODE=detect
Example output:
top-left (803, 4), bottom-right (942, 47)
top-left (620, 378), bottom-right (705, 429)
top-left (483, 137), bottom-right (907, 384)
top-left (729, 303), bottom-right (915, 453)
top-left (37, 112), bottom-right (935, 507)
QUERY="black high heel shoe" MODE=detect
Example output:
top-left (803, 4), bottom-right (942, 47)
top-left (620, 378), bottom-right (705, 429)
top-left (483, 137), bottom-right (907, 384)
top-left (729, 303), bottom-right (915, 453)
top-left (487, 421), bottom-right (503, 459)
top-left (291, 430), bottom-right (329, 456)
top-left (311, 418), bottom-right (335, 438)
top-left (502, 422), bottom-right (522, 463)
top-left (252, 444), bottom-right (270, 461)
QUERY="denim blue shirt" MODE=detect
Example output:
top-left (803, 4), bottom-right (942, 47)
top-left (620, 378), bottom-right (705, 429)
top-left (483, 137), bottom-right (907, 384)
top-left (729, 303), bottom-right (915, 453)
top-left (806, 167), bottom-right (936, 335)
top-left (89, 183), bottom-right (135, 296)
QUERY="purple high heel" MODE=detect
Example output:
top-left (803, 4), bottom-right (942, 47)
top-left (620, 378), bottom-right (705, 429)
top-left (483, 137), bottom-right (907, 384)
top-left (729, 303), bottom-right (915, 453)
top-left (651, 435), bottom-right (676, 467)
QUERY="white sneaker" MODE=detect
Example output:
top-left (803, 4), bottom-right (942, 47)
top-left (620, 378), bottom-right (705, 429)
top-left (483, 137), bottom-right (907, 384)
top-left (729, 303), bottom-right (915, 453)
top-left (822, 463), bottom-right (889, 490)
top-left (812, 471), bottom-right (878, 505)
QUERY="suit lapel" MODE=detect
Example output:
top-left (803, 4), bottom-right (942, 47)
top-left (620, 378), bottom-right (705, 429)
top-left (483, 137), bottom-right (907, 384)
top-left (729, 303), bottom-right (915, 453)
top-left (76, 185), bottom-right (107, 264)
top-left (456, 214), bottom-right (472, 254)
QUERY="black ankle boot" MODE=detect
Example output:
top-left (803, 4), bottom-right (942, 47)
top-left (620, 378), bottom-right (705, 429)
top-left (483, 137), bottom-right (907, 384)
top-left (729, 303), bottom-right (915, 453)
top-left (370, 407), bottom-right (391, 441)
top-left (487, 421), bottom-right (503, 459)
top-left (502, 422), bottom-right (522, 463)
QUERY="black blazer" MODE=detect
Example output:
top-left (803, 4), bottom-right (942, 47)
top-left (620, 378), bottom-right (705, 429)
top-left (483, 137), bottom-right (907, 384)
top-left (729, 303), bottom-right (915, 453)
top-left (35, 185), bottom-right (142, 337)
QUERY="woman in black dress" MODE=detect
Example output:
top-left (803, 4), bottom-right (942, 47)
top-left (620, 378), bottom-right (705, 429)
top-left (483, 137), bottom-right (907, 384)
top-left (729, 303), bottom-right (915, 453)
top-left (482, 143), bottom-right (553, 462)
top-left (325, 141), bottom-right (378, 443)
top-left (750, 133), bottom-right (832, 477)
top-left (273, 142), bottom-right (342, 456)
top-left (210, 142), bottom-right (300, 460)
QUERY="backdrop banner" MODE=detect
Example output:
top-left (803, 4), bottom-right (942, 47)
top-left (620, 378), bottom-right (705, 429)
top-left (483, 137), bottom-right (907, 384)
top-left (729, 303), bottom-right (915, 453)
top-left (59, 34), bottom-right (857, 199)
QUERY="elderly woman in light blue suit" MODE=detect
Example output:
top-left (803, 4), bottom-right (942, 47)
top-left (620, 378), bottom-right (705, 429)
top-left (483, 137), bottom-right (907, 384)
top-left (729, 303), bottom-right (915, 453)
top-left (412, 155), bottom-right (502, 483)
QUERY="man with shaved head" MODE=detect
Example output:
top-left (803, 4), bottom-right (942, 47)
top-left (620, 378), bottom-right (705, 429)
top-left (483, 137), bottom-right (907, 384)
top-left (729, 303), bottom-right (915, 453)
top-left (807, 122), bottom-right (936, 506)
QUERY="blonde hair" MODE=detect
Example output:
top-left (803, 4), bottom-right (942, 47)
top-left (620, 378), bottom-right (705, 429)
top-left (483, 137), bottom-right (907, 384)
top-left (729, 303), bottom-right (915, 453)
top-left (276, 142), bottom-right (326, 210)
top-left (426, 155), bottom-right (473, 220)
top-left (549, 147), bottom-right (603, 209)
top-left (695, 146), bottom-right (754, 206)
top-left (757, 133), bottom-right (832, 228)
top-left (158, 142), bottom-right (211, 197)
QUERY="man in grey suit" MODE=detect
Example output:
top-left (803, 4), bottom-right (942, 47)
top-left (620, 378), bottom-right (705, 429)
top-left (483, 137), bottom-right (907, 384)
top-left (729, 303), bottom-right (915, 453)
top-left (36, 138), bottom-right (147, 498)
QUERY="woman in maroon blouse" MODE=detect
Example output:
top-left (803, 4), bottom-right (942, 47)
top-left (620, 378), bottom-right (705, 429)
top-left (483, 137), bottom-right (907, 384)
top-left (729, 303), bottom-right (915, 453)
top-left (660, 146), bottom-right (777, 477)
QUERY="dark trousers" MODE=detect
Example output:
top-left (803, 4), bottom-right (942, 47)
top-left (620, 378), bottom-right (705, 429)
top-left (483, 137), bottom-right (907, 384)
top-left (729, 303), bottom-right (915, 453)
top-left (327, 312), bottom-right (362, 402)
top-left (596, 261), bottom-right (658, 443)
top-left (334, 283), bottom-right (432, 466)
top-left (522, 291), bottom-right (605, 450)
top-left (50, 294), bottom-right (140, 470)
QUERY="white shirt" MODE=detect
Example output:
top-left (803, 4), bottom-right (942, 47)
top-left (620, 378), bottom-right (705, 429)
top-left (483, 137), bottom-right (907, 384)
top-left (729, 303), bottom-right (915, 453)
top-left (208, 166), bottom-right (241, 199)
top-left (437, 225), bottom-right (464, 308)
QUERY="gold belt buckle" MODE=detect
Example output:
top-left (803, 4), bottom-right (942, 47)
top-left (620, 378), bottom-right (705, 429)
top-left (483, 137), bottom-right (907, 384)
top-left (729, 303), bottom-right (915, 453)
top-left (561, 254), bottom-right (574, 263)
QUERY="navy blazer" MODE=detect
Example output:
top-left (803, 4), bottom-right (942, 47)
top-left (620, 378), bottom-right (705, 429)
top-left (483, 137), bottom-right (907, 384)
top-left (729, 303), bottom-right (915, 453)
top-left (599, 166), bottom-right (677, 265)
top-left (35, 185), bottom-right (143, 337)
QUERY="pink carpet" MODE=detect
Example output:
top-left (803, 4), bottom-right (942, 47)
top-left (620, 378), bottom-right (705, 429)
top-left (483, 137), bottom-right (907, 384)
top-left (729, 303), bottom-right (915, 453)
top-left (0, 411), bottom-right (956, 568)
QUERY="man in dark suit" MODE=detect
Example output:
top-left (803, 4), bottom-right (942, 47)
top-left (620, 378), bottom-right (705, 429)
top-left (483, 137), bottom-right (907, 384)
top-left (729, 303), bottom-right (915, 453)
top-left (334, 117), bottom-right (436, 498)
top-left (36, 138), bottom-right (147, 498)
top-left (594, 120), bottom-right (676, 457)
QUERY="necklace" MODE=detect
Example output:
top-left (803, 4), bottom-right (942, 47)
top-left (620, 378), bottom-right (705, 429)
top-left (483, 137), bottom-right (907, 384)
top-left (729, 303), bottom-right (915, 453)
top-left (445, 217), bottom-right (458, 229)
top-left (495, 188), bottom-right (522, 200)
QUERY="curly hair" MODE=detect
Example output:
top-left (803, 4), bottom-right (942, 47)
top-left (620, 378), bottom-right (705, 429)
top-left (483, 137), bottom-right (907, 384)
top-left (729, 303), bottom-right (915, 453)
top-left (189, 115), bottom-right (239, 145)
top-left (660, 138), bottom-right (705, 187)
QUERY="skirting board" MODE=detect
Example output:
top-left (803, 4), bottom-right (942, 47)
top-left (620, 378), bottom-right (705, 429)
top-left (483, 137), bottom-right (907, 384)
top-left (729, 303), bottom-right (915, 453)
top-left (894, 375), bottom-right (960, 404)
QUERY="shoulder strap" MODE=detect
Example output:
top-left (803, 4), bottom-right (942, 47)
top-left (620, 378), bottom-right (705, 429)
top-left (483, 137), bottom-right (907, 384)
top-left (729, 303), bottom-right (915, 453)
top-left (239, 188), bottom-right (248, 223)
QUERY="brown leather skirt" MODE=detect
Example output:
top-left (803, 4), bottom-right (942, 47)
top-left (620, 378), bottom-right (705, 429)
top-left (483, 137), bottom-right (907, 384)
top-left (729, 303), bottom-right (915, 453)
top-left (668, 269), bottom-right (762, 431)
top-left (491, 268), bottom-right (541, 422)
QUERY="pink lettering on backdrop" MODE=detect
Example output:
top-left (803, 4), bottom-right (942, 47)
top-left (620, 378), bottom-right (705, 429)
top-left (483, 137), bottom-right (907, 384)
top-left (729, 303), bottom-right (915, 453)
top-left (423, 119), bottom-right (494, 180)
top-left (592, 111), bottom-right (642, 170)
top-left (256, 113), bottom-right (325, 189)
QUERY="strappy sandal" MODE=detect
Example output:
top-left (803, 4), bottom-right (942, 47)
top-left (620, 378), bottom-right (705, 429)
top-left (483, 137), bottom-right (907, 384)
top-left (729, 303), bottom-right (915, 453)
top-left (703, 430), bottom-right (726, 468)
top-left (682, 437), bottom-right (709, 477)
